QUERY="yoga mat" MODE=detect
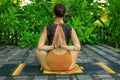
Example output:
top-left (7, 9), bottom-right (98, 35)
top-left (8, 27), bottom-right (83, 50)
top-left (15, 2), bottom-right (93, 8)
top-left (0, 62), bottom-right (116, 76)
top-left (105, 62), bottom-right (120, 73)
top-left (0, 64), bottom-right (18, 76)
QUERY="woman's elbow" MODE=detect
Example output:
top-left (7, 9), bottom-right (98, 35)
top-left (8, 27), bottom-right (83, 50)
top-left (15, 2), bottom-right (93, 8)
top-left (37, 45), bottom-right (43, 51)
top-left (76, 45), bottom-right (81, 51)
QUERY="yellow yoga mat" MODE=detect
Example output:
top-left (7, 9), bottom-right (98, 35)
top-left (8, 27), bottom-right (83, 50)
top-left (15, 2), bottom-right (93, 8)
top-left (43, 64), bottom-right (84, 74)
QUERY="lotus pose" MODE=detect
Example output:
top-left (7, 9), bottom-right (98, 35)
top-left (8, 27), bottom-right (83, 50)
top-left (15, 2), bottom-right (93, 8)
top-left (35, 3), bottom-right (80, 71)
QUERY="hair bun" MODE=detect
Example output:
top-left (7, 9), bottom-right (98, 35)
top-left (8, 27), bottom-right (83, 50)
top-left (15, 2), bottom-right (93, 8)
top-left (54, 4), bottom-right (66, 17)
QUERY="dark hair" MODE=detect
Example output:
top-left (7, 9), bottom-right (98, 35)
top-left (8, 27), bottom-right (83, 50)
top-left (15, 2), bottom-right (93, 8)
top-left (54, 3), bottom-right (66, 17)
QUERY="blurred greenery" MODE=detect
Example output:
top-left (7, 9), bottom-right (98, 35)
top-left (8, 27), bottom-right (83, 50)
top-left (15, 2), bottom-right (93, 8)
top-left (0, 0), bottom-right (120, 48)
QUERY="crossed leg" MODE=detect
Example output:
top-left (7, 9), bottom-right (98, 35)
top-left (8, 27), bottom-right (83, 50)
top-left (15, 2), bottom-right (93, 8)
top-left (68, 51), bottom-right (79, 70)
top-left (35, 49), bottom-right (79, 70)
top-left (35, 50), bottom-right (50, 70)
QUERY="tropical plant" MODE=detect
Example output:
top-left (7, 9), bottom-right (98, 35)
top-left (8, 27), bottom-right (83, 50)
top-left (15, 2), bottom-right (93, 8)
top-left (106, 0), bottom-right (120, 48)
top-left (0, 0), bottom-right (120, 48)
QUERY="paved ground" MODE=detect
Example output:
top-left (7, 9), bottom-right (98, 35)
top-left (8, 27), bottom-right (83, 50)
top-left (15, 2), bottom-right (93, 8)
top-left (0, 44), bottom-right (120, 80)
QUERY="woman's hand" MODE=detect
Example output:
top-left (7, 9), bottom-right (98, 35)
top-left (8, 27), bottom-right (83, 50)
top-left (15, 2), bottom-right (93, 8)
top-left (58, 33), bottom-right (67, 48)
top-left (53, 33), bottom-right (65, 49)
top-left (58, 33), bottom-right (62, 46)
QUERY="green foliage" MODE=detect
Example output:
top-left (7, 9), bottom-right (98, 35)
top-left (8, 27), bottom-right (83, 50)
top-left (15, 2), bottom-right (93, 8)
top-left (18, 32), bottom-right (40, 48)
top-left (66, 0), bottom-right (99, 44)
top-left (0, 0), bottom-right (53, 47)
top-left (106, 0), bottom-right (120, 48)
top-left (0, 0), bottom-right (120, 48)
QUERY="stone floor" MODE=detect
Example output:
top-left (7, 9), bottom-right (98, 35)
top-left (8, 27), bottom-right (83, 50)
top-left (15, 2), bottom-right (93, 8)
top-left (0, 44), bottom-right (120, 80)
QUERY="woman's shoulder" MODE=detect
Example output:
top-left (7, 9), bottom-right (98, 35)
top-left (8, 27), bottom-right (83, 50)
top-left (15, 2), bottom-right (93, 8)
top-left (62, 23), bottom-right (72, 30)
top-left (63, 23), bottom-right (71, 26)
top-left (47, 23), bottom-right (55, 27)
top-left (46, 23), bottom-right (72, 30)
top-left (46, 23), bottom-right (56, 30)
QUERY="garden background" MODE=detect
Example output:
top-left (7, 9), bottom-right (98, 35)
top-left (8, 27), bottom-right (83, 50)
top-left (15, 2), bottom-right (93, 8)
top-left (0, 0), bottom-right (120, 48)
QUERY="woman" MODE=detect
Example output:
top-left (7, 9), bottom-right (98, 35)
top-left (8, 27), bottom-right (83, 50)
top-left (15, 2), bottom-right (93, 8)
top-left (35, 3), bottom-right (80, 71)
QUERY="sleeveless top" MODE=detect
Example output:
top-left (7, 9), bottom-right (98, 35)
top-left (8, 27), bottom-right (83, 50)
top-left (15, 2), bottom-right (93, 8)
top-left (47, 23), bottom-right (72, 45)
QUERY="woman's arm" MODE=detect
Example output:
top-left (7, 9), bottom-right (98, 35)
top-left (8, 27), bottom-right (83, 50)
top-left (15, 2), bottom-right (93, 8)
top-left (60, 28), bottom-right (81, 51)
top-left (37, 27), bottom-right (54, 51)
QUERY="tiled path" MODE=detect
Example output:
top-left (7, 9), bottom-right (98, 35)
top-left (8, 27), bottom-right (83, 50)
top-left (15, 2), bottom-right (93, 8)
top-left (0, 44), bottom-right (120, 80)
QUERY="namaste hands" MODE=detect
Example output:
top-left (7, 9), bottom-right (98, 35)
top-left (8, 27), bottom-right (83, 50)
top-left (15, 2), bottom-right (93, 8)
top-left (53, 33), bottom-right (62, 48)
top-left (52, 26), bottom-right (66, 49)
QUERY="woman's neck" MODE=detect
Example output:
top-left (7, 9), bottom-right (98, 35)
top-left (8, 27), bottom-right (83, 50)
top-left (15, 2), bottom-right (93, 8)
top-left (54, 17), bottom-right (64, 24)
